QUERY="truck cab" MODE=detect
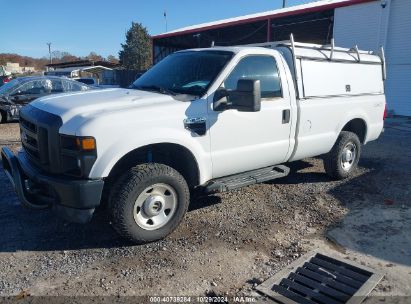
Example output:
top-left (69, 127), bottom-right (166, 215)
top-left (1, 38), bottom-right (386, 243)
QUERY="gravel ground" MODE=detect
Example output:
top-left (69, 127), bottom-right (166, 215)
top-left (0, 120), bottom-right (410, 301)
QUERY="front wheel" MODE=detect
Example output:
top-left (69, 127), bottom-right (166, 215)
top-left (324, 131), bottom-right (361, 180)
top-left (109, 163), bottom-right (190, 244)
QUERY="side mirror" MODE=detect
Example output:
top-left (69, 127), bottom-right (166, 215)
top-left (231, 79), bottom-right (261, 112)
top-left (213, 79), bottom-right (261, 112)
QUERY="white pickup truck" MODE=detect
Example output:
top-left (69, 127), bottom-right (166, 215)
top-left (1, 38), bottom-right (386, 243)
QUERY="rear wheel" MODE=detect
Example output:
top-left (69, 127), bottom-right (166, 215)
top-left (109, 163), bottom-right (190, 243)
top-left (324, 131), bottom-right (361, 180)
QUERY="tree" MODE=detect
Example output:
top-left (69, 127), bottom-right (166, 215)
top-left (51, 51), bottom-right (79, 63)
top-left (107, 55), bottom-right (119, 64)
top-left (119, 22), bottom-right (151, 70)
top-left (86, 52), bottom-right (104, 62)
top-left (61, 54), bottom-right (79, 62)
top-left (51, 50), bottom-right (63, 60)
top-left (0, 51), bottom-right (94, 71)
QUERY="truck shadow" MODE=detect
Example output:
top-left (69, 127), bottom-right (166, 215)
top-left (324, 156), bottom-right (411, 267)
top-left (271, 148), bottom-right (411, 267)
top-left (0, 160), bottom-right (222, 252)
top-left (189, 193), bottom-right (222, 212)
top-left (265, 159), bottom-right (331, 185)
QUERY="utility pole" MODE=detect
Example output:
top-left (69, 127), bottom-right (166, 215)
top-left (283, 0), bottom-right (287, 8)
top-left (47, 42), bottom-right (52, 64)
top-left (164, 10), bottom-right (168, 32)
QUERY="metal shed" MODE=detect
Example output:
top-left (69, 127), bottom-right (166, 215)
top-left (152, 0), bottom-right (411, 116)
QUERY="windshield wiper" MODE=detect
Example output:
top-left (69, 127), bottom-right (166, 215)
top-left (133, 85), bottom-right (177, 96)
top-left (171, 88), bottom-right (202, 97)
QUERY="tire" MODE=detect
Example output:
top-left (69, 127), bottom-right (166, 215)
top-left (109, 163), bottom-right (190, 244)
top-left (0, 110), bottom-right (6, 124)
top-left (324, 131), bottom-right (361, 180)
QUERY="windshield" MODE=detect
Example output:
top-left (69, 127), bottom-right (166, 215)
top-left (0, 78), bottom-right (21, 94)
top-left (131, 50), bottom-right (233, 97)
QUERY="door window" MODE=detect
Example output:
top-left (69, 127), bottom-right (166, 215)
top-left (62, 80), bottom-right (87, 92)
top-left (15, 80), bottom-right (51, 95)
top-left (50, 79), bottom-right (64, 93)
top-left (223, 55), bottom-right (282, 98)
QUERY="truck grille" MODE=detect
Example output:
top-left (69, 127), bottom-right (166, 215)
top-left (20, 116), bottom-right (49, 166)
top-left (19, 105), bottom-right (65, 175)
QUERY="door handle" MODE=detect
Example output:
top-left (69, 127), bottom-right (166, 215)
top-left (282, 109), bottom-right (290, 124)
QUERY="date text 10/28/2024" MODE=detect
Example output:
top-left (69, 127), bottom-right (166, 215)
top-left (149, 296), bottom-right (257, 303)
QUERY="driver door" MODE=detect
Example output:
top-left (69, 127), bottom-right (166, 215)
top-left (208, 53), bottom-right (292, 179)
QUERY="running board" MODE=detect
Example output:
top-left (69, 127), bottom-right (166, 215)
top-left (204, 165), bottom-right (289, 193)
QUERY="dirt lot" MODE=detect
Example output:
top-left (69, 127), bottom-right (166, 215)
top-left (0, 119), bottom-right (410, 302)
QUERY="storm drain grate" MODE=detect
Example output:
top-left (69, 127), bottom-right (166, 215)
top-left (257, 251), bottom-right (383, 304)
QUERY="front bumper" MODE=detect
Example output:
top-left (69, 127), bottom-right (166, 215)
top-left (1, 147), bottom-right (104, 223)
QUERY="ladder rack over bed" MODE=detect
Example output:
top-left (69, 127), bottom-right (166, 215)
top-left (246, 34), bottom-right (386, 72)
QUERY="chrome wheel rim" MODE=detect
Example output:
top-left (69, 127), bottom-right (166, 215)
top-left (133, 183), bottom-right (177, 230)
top-left (341, 142), bottom-right (357, 171)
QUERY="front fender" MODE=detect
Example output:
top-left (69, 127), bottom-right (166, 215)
top-left (88, 127), bottom-right (212, 185)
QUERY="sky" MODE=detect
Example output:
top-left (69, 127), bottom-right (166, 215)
top-left (0, 0), bottom-right (316, 59)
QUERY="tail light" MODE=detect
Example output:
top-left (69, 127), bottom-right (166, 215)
top-left (383, 104), bottom-right (387, 120)
top-left (3, 77), bottom-right (10, 83)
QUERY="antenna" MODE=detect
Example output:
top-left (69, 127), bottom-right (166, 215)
top-left (354, 45), bottom-right (361, 62)
top-left (330, 38), bottom-right (335, 60)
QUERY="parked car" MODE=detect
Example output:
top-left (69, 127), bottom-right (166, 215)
top-left (0, 65), bottom-right (12, 87)
top-left (0, 75), bottom-right (12, 87)
top-left (0, 76), bottom-right (92, 123)
top-left (1, 38), bottom-right (386, 244)
top-left (74, 77), bottom-right (98, 86)
top-left (73, 78), bottom-right (119, 89)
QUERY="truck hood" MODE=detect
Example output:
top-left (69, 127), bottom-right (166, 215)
top-left (31, 88), bottom-right (183, 123)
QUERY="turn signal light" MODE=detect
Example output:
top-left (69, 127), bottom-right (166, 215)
top-left (76, 137), bottom-right (96, 151)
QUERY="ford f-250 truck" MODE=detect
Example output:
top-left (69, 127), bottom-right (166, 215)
top-left (1, 37), bottom-right (386, 243)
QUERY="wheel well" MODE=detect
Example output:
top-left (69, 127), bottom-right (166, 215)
top-left (107, 143), bottom-right (200, 189)
top-left (341, 119), bottom-right (367, 143)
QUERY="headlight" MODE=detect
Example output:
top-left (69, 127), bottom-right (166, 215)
top-left (60, 135), bottom-right (96, 151)
top-left (60, 135), bottom-right (97, 177)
